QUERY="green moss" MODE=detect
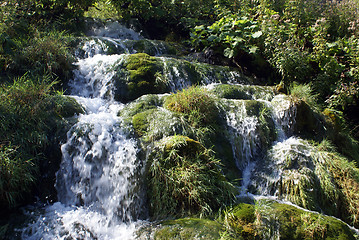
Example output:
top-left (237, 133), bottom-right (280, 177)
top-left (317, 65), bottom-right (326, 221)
top-left (132, 109), bottom-right (156, 137)
top-left (210, 84), bottom-right (275, 101)
top-left (119, 94), bottom-right (163, 119)
top-left (211, 128), bottom-right (239, 182)
top-left (256, 200), bottom-right (356, 240)
top-left (218, 203), bottom-right (257, 239)
top-left (114, 53), bottom-right (166, 102)
top-left (153, 218), bottom-right (223, 240)
top-left (130, 39), bottom-right (177, 56)
top-left (294, 99), bottom-right (326, 141)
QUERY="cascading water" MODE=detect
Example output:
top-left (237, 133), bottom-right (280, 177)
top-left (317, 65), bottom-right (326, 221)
top-left (21, 24), bottom-right (147, 240)
top-left (224, 100), bottom-right (260, 195)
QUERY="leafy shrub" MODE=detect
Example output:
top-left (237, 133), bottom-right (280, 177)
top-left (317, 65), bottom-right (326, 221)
top-left (147, 135), bottom-right (237, 219)
top-left (190, 13), bottom-right (263, 59)
top-left (327, 81), bottom-right (359, 110)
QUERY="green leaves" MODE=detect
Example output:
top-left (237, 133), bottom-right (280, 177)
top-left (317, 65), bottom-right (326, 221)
top-left (223, 48), bottom-right (234, 58)
top-left (252, 30), bottom-right (263, 39)
top-left (190, 13), bottom-right (263, 59)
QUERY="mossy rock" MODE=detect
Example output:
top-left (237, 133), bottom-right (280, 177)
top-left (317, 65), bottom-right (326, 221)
top-left (48, 95), bottom-right (84, 118)
top-left (256, 200), bottom-right (357, 240)
top-left (119, 94), bottom-right (164, 120)
top-left (219, 203), bottom-right (257, 239)
top-left (138, 218), bottom-right (223, 240)
top-left (294, 99), bottom-right (326, 141)
top-left (130, 39), bottom-right (177, 56)
top-left (210, 84), bottom-right (275, 101)
top-left (211, 128), bottom-right (240, 182)
top-left (114, 53), bottom-right (166, 102)
top-left (132, 109), bottom-right (157, 137)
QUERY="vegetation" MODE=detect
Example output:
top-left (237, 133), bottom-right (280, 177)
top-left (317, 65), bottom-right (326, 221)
top-left (165, 86), bottom-right (218, 127)
top-left (2, 0), bottom-right (359, 238)
top-left (0, 75), bottom-right (83, 209)
top-left (147, 135), bottom-right (237, 219)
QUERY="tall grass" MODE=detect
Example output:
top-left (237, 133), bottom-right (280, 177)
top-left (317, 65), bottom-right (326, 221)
top-left (0, 74), bottom-right (83, 208)
top-left (165, 86), bottom-right (218, 126)
top-left (148, 135), bottom-right (237, 219)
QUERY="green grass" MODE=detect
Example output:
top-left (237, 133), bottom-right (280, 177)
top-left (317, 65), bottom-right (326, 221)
top-left (165, 86), bottom-right (218, 127)
top-left (0, 74), bottom-right (83, 208)
top-left (147, 135), bottom-right (237, 219)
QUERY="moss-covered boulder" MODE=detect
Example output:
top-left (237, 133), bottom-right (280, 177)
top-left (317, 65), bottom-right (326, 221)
top-left (210, 84), bottom-right (276, 101)
top-left (137, 218), bottom-right (223, 240)
top-left (218, 203), bottom-right (257, 239)
top-left (294, 99), bottom-right (326, 141)
top-left (256, 200), bottom-right (357, 240)
top-left (114, 53), bottom-right (166, 102)
top-left (251, 138), bottom-right (359, 228)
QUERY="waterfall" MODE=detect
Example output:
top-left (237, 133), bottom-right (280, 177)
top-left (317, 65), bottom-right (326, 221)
top-left (21, 23), bottom-right (147, 240)
top-left (224, 100), bottom-right (260, 195)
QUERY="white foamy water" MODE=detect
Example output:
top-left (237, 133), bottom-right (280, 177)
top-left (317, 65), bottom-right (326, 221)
top-left (21, 23), bottom-right (147, 240)
top-left (224, 100), bottom-right (260, 195)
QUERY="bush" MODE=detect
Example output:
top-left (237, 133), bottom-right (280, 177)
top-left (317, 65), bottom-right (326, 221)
top-left (13, 30), bottom-right (75, 80)
top-left (0, 144), bottom-right (36, 208)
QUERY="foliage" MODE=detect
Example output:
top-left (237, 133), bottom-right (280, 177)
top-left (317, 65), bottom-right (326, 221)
top-left (147, 135), bottom-right (237, 219)
top-left (290, 82), bottom-right (320, 110)
top-left (190, 13), bottom-right (263, 61)
top-left (85, 0), bottom-right (120, 20)
top-left (327, 81), bottom-right (359, 110)
top-left (110, 0), bottom-right (216, 22)
top-left (165, 86), bottom-right (218, 127)
top-left (0, 144), bottom-right (36, 208)
top-left (12, 30), bottom-right (75, 80)
top-left (0, 74), bottom-right (83, 208)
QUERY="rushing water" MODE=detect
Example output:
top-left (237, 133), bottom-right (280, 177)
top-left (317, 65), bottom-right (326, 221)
top-left (21, 24), bottom-right (148, 240)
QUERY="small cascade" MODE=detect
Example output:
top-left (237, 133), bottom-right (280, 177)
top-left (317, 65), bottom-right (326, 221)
top-left (271, 94), bottom-right (297, 140)
top-left (224, 100), bottom-right (261, 195)
top-left (69, 54), bottom-right (126, 99)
